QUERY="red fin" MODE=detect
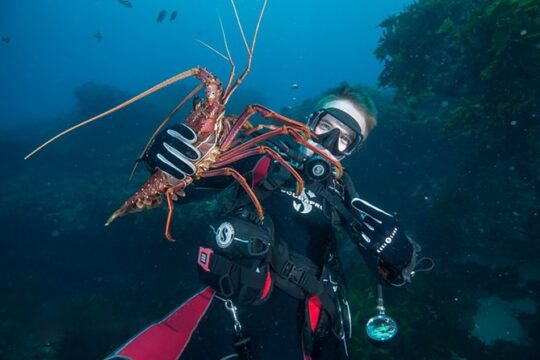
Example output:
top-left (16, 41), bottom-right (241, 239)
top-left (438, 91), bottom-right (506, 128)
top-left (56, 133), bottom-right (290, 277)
top-left (108, 287), bottom-right (215, 360)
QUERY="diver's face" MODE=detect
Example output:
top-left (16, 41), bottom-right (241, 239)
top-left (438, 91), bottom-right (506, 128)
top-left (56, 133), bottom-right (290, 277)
top-left (303, 99), bottom-right (370, 160)
top-left (314, 113), bottom-right (358, 153)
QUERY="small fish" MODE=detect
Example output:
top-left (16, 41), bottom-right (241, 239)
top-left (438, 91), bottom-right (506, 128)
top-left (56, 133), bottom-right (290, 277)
top-left (117, 0), bottom-right (133, 8)
top-left (93, 31), bottom-right (102, 41)
top-left (1, 36), bottom-right (10, 44)
top-left (170, 10), bottom-right (178, 22)
top-left (157, 9), bottom-right (167, 23)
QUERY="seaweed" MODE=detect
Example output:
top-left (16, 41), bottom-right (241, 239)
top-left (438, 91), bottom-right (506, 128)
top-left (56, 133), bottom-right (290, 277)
top-left (375, 0), bottom-right (540, 135)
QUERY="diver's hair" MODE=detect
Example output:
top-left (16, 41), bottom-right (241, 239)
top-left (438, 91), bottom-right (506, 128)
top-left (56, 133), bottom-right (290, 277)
top-left (315, 86), bottom-right (378, 135)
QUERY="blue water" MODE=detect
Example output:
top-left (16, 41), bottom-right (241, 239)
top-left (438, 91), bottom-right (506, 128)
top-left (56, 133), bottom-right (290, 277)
top-left (1, 1), bottom-right (538, 360)
top-left (0, 0), bottom-right (409, 126)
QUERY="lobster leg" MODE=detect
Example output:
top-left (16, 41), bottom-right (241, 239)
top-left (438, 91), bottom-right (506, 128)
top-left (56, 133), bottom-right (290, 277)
top-left (220, 121), bottom-right (343, 178)
top-left (287, 130), bottom-right (344, 179)
top-left (201, 168), bottom-right (264, 220)
top-left (162, 178), bottom-right (195, 242)
top-left (220, 104), bottom-right (311, 151)
top-left (222, 121), bottom-right (274, 148)
top-left (214, 145), bottom-right (304, 196)
top-left (220, 125), bottom-right (343, 178)
top-left (164, 189), bottom-right (177, 242)
top-left (242, 123), bottom-right (278, 136)
top-left (222, 126), bottom-right (298, 157)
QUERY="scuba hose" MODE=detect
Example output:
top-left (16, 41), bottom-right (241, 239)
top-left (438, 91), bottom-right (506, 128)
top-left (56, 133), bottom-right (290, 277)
top-left (220, 297), bottom-right (255, 360)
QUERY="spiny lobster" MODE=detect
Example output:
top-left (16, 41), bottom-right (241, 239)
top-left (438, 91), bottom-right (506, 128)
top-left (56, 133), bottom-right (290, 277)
top-left (25, 0), bottom-right (342, 241)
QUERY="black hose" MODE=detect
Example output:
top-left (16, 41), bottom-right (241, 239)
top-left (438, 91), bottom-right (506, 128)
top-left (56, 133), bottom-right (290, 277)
top-left (233, 333), bottom-right (255, 360)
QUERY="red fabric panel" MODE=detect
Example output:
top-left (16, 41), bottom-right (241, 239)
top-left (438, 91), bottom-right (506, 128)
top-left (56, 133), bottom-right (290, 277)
top-left (307, 295), bottom-right (322, 333)
top-left (261, 271), bottom-right (272, 300)
top-left (111, 287), bottom-right (215, 360)
top-left (252, 155), bottom-right (271, 188)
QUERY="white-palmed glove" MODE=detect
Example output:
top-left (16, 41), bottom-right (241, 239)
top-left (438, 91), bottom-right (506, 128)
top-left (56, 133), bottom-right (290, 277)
top-left (350, 197), bottom-right (423, 286)
top-left (144, 124), bottom-right (201, 180)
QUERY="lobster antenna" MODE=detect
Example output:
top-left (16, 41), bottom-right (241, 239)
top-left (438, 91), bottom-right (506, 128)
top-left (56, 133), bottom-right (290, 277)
top-left (219, 15), bottom-right (233, 63)
top-left (24, 69), bottom-right (198, 160)
top-left (195, 39), bottom-right (229, 61)
top-left (220, 14), bottom-right (236, 97)
top-left (128, 82), bottom-right (204, 181)
top-left (230, 0), bottom-right (251, 56)
top-left (250, 0), bottom-right (267, 53)
top-left (223, 0), bottom-right (267, 103)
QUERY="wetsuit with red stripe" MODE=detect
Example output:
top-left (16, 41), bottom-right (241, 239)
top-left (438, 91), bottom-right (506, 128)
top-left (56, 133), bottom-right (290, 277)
top-left (108, 155), bottom-right (346, 360)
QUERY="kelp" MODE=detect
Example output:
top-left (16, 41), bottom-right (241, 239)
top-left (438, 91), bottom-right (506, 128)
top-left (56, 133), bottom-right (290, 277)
top-left (375, 0), bottom-right (540, 134)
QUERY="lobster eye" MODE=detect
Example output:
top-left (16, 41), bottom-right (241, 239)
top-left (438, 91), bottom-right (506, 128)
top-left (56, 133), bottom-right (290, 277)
top-left (192, 96), bottom-right (202, 110)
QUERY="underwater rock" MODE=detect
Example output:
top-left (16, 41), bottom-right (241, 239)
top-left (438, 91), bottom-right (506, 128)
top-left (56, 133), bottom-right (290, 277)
top-left (117, 0), bottom-right (132, 8)
top-left (170, 10), bottom-right (178, 22)
top-left (73, 82), bottom-right (132, 118)
top-left (157, 10), bottom-right (167, 23)
top-left (93, 31), bottom-right (102, 41)
top-left (1, 36), bottom-right (10, 44)
top-left (472, 296), bottom-right (535, 345)
top-left (518, 261), bottom-right (540, 283)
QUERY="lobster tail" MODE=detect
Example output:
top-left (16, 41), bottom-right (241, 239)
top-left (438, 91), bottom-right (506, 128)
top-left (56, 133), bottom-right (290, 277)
top-left (105, 171), bottom-right (173, 226)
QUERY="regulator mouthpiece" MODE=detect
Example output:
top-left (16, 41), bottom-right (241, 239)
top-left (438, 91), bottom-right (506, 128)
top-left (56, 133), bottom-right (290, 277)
top-left (304, 155), bottom-right (332, 182)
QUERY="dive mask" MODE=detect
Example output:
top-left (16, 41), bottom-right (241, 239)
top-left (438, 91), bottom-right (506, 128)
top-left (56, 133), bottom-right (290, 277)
top-left (308, 108), bottom-right (364, 156)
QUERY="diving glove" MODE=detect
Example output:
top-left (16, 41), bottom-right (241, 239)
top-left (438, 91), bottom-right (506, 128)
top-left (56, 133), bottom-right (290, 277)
top-left (350, 197), bottom-right (422, 286)
top-left (144, 124), bottom-right (201, 180)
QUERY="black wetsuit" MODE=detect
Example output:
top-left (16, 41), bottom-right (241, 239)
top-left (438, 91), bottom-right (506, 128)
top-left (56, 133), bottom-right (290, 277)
top-left (180, 156), bottom-right (348, 360)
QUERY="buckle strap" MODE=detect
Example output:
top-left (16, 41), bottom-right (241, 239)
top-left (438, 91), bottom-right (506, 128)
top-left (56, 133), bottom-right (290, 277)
top-left (271, 241), bottom-right (338, 321)
top-left (280, 261), bottom-right (307, 286)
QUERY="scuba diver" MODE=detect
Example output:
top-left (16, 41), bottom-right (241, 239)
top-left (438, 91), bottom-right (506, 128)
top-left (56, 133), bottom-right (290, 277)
top-left (106, 87), bottom-right (431, 360)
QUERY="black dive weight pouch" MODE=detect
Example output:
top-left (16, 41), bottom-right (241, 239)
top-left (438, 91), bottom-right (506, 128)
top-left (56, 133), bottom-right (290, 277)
top-left (196, 210), bottom-right (275, 305)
